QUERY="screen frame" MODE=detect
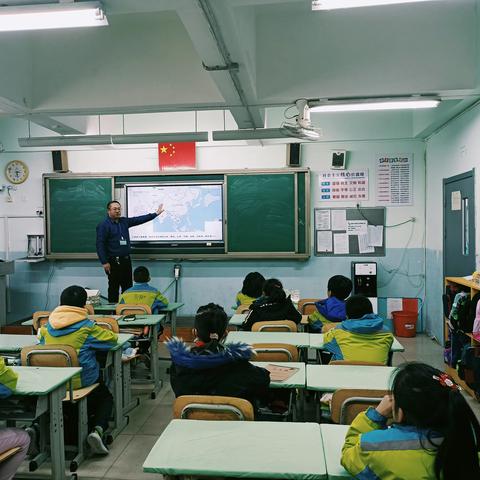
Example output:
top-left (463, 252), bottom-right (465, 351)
top-left (124, 181), bottom-right (225, 248)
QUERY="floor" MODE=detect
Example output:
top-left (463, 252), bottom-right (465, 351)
top-left (16, 334), bottom-right (450, 479)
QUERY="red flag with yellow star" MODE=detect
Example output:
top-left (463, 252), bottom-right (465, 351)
top-left (158, 142), bottom-right (196, 170)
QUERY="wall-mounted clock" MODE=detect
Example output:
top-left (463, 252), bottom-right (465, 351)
top-left (5, 160), bottom-right (29, 184)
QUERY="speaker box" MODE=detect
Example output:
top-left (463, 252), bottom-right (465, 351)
top-left (52, 151), bottom-right (69, 172)
top-left (331, 150), bottom-right (346, 169)
top-left (286, 143), bottom-right (301, 167)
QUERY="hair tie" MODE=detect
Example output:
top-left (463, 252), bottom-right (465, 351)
top-left (209, 333), bottom-right (219, 340)
top-left (433, 373), bottom-right (460, 391)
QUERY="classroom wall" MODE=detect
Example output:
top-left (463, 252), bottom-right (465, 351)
top-left (0, 116), bottom-right (425, 324)
top-left (425, 101), bottom-right (480, 342)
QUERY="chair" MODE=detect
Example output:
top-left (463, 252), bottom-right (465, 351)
top-left (94, 317), bottom-right (119, 333)
top-left (236, 304), bottom-right (251, 314)
top-left (32, 311), bottom-right (51, 332)
top-left (251, 343), bottom-right (299, 362)
top-left (297, 298), bottom-right (319, 315)
top-left (173, 395), bottom-right (254, 421)
top-left (252, 320), bottom-right (297, 332)
top-left (85, 304), bottom-right (95, 315)
top-left (115, 304), bottom-right (152, 316)
top-left (0, 447), bottom-right (21, 464)
top-left (330, 388), bottom-right (389, 424)
top-left (21, 345), bottom-right (99, 472)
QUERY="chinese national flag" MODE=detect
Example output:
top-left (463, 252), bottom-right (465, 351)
top-left (158, 142), bottom-right (196, 170)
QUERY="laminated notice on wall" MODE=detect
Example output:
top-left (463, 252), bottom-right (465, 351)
top-left (319, 170), bottom-right (369, 201)
top-left (376, 154), bottom-right (413, 206)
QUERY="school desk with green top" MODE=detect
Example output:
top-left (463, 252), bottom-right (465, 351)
top-left (226, 331), bottom-right (311, 348)
top-left (94, 301), bottom-right (184, 335)
top-left (320, 424), bottom-right (352, 479)
top-left (143, 419), bottom-right (327, 478)
top-left (306, 365), bottom-right (395, 392)
top-left (3, 366), bottom-right (82, 480)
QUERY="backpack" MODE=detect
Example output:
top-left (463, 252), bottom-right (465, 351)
top-left (458, 345), bottom-right (480, 400)
top-left (450, 292), bottom-right (470, 331)
top-left (466, 292), bottom-right (480, 333)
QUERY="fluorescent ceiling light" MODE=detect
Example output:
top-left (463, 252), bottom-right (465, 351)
top-left (310, 99), bottom-right (440, 112)
top-left (312, 0), bottom-right (437, 10)
top-left (0, 1), bottom-right (108, 32)
top-left (18, 132), bottom-right (208, 147)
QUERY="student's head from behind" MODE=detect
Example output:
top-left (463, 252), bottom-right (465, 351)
top-left (241, 271), bottom-right (265, 298)
top-left (345, 295), bottom-right (373, 319)
top-left (263, 278), bottom-right (286, 303)
top-left (60, 285), bottom-right (87, 308)
top-left (134, 266), bottom-right (150, 283)
top-left (327, 275), bottom-right (353, 300)
top-left (107, 200), bottom-right (121, 220)
top-left (194, 303), bottom-right (229, 345)
top-left (391, 362), bottom-right (480, 478)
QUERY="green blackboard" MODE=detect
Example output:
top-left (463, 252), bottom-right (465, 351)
top-left (227, 174), bottom-right (296, 252)
top-left (47, 177), bottom-right (113, 254)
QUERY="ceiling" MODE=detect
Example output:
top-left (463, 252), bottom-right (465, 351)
top-left (0, 0), bottom-right (478, 141)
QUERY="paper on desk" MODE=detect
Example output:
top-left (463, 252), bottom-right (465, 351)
top-left (85, 289), bottom-right (100, 297)
top-left (264, 364), bottom-right (299, 382)
top-left (317, 231), bottom-right (333, 253)
top-left (368, 225), bottom-right (383, 247)
top-left (331, 210), bottom-right (347, 231)
top-left (358, 234), bottom-right (375, 253)
top-left (387, 298), bottom-right (403, 319)
top-left (334, 233), bottom-right (349, 254)
top-left (315, 209), bottom-right (331, 230)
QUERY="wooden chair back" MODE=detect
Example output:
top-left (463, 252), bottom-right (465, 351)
top-left (251, 343), bottom-right (299, 362)
top-left (0, 447), bottom-right (21, 464)
top-left (236, 304), bottom-right (251, 314)
top-left (85, 304), bottom-right (95, 315)
top-left (297, 298), bottom-right (319, 315)
top-left (252, 320), bottom-right (297, 332)
top-left (173, 395), bottom-right (254, 421)
top-left (94, 317), bottom-right (119, 333)
top-left (330, 360), bottom-right (386, 366)
top-left (331, 388), bottom-right (389, 424)
top-left (32, 311), bottom-right (51, 332)
top-left (115, 303), bottom-right (152, 315)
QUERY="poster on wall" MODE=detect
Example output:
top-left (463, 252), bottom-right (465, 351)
top-left (318, 170), bottom-right (369, 201)
top-left (376, 154), bottom-right (413, 206)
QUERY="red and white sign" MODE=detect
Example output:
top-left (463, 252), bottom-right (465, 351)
top-left (158, 142), bottom-right (196, 170)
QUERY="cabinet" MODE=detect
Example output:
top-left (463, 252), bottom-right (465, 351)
top-left (444, 276), bottom-right (479, 398)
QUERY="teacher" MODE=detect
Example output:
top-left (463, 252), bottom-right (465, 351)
top-left (96, 200), bottom-right (164, 302)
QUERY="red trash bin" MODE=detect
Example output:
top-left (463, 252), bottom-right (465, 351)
top-left (392, 310), bottom-right (417, 338)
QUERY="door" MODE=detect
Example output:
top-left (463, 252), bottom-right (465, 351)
top-left (443, 170), bottom-right (475, 277)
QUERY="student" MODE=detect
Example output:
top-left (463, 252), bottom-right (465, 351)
top-left (235, 271), bottom-right (265, 307)
top-left (119, 266), bottom-right (169, 313)
top-left (342, 362), bottom-right (480, 479)
top-left (167, 303), bottom-right (270, 411)
top-left (0, 357), bottom-right (31, 480)
top-left (240, 278), bottom-right (302, 331)
top-left (38, 285), bottom-right (118, 455)
top-left (308, 275), bottom-right (352, 332)
top-left (323, 295), bottom-right (393, 364)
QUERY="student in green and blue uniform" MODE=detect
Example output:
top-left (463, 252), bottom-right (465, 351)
top-left (235, 271), bottom-right (265, 307)
top-left (342, 362), bottom-right (480, 479)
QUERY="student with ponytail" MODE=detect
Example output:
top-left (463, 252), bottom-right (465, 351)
top-left (341, 362), bottom-right (480, 479)
top-left (241, 278), bottom-right (301, 331)
top-left (167, 303), bottom-right (270, 411)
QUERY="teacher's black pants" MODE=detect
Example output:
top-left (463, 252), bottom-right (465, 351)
top-left (107, 255), bottom-right (133, 303)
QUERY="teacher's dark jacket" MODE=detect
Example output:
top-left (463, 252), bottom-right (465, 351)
top-left (96, 213), bottom-right (157, 264)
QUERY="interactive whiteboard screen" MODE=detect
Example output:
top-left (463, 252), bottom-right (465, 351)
top-left (126, 183), bottom-right (224, 244)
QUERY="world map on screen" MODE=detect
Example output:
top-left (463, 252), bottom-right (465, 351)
top-left (127, 184), bottom-right (223, 242)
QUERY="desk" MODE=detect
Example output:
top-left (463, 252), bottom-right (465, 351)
top-left (226, 331), bottom-right (310, 348)
top-left (0, 334), bottom-right (37, 354)
top-left (320, 424), bottom-right (352, 480)
top-left (306, 365), bottom-right (395, 392)
top-left (4, 366), bottom-right (81, 480)
top-left (229, 313), bottom-right (246, 328)
top-left (143, 419), bottom-right (327, 479)
top-left (94, 301), bottom-right (184, 336)
top-left (251, 361), bottom-right (306, 389)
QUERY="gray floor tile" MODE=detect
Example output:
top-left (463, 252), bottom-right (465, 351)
top-left (103, 434), bottom-right (161, 480)
top-left (138, 404), bottom-right (172, 436)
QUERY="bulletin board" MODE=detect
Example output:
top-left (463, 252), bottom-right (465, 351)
top-left (314, 207), bottom-right (385, 257)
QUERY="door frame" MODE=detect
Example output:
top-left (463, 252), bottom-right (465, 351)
top-left (442, 168), bottom-right (475, 278)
